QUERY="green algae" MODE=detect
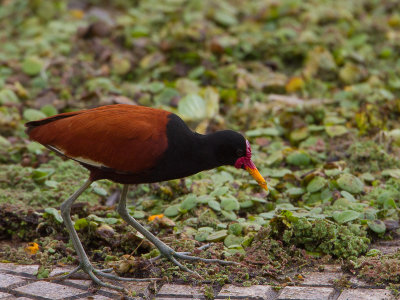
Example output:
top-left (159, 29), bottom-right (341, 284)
top-left (271, 212), bottom-right (370, 260)
top-left (355, 250), bottom-right (400, 284)
top-left (347, 141), bottom-right (400, 173)
top-left (0, 156), bottom-right (113, 208)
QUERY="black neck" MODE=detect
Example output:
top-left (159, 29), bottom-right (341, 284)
top-left (149, 115), bottom-right (224, 181)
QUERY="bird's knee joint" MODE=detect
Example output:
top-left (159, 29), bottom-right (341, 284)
top-left (160, 245), bottom-right (174, 256)
top-left (80, 261), bottom-right (93, 271)
top-left (60, 206), bottom-right (70, 218)
top-left (117, 207), bottom-right (128, 217)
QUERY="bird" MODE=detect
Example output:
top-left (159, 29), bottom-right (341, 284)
top-left (25, 104), bottom-right (269, 292)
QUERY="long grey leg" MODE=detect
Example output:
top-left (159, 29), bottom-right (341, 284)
top-left (54, 179), bottom-right (155, 293)
top-left (117, 185), bottom-right (175, 256)
top-left (117, 185), bottom-right (237, 276)
top-left (60, 179), bottom-right (93, 268)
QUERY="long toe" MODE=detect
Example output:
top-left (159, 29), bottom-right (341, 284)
top-left (87, 270), bottom-right (127, 293)
top-left (93, 269), bottom-right (161, 282)
top-left (44, 265), bottom-right (82, 281)
top-left (172, 252), bottom-right (239, 265)
top-left (47, 262), bottom-right (159, 293)
top-left (168, 256), bottom-right (203, 279)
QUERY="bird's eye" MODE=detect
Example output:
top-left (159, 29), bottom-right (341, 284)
top-left (236, 149), bottom-right (245, 157)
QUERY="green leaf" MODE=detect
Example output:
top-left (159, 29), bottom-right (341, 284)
top-left (208, 199), bottom-right (221, 211)
top-left (211, 171), bottom-right (234, 185)
top-left (23, 109), bottom-right (47, 121)
top-left (332, 210), bottom-right (360, 224)
top-left (366, 249), bottom-right (381, 257)
top-left (196, 195), bottom-right (215, 204)
top-left (206, 229), bottom-right (228, 242)
top-left (203, 87), bottom-right (220, 118)
top-left (132, 210), bottom-right (145, 219)
top-left (27, 142), bottom-right (44, 155)
top-left (177, 94), bottom-right (207, 121)
top-left (86, 214), bottom-right (118, 225)
top-left (41, 104), bottom-right (57, 117)
top-left (220, 195), bottom-right (240, 211)
top-left (287, 187), bottom-right (305, 197)
top-left (276, 203), bottom-right (297, 210)
top-left (145, 81), bottom-right (165, 93)
top-left (22, 56), bottom-right (43, 76)
top-left (290, 127), bottom-right (309, 142)
top-left (246, 127), bottom-right (281, 137)
top-left (265, 151), bottom-right (283, 166)
top-left (325, 169), bottom-right (342, 177)
top-left (251, 196), bottom-right (267, 203)
top-left (221, 210), bottom-right (237, 220)
top-left (307, 177), bottom-right (327, 193)
top-left (86, 77), bottom-right (116, 93)
top-left (0, 89), bottom-right (19, 104)
top-left (44, 180), bottom-right (58, 188)
top-left (381, 169), bottom-right (400, 179)
top-left (360, 173), bottom-right (375, 182)
top-left (104, 218), bottom-right (118, 225)
top-left (180, 194), bottom-right (197, 210)
top-left (262, 168), bottom-right (292, 178)
top-left (214, 11), bottom-right (238, 27)
top-left (92, 186), bottom-right (107, 197)
top-left (36, 267), bottom-right (50, 279)
top-left (111, 56), bottom-right (131, 75)
top-left (367, 220), bottom-right (386, 234)
top-left (164, 204), bottom-right (180, 217)
top-left (337, 174), bottom-right (364, 194)
top-left (341, 191), bottom-right (356, 202)
top-left (176, 78), bottom-right (199, 94)
top-left (31, 168), bottom-right (55, 184)
top-left (286, 151), bottom-right (310, 167)
top-left (188, 66), bottom-right (205, 79)
top-left (154, 87), bottom-right (179, 105)
top-left (0, 135), bottom-right (11, 147)
top-left (44, 207), bottom-right (63, 223)
top-left (384, 198), bottom-right (397, 209)
top-left (195, 227), bottom-right (213, 242)
top-left (210, 186), bottom-right (229, 197)
top-left (240, 200), bottom-right (253, 208)
top-left (74, 218), bottom-right (89, 230)
top-left (228, 223), bottom-right (242, 236)
top-left (259, 211), bottom-right (275, 219)
top-left (224, 234), bottom-right (243, 247)
top-left (325, 125), bottom-right (348, 137)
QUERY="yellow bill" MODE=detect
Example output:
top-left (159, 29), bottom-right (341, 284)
top-left (245, 166), bottom-right (269, 193)
top-left (234, 140), bottom-right (269, 193)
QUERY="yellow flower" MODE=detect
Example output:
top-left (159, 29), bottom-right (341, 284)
top-left (285, 77), bottom-right (305, 93)
top-left (70, 9), bottom-right (84, 19)
top-left (148, 214), bottom-right (164, 222)
top-left (25, 242), bottom-right (39, 255)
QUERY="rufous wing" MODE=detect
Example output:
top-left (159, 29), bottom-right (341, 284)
top-left (27, 105), bottom-right (170, 174)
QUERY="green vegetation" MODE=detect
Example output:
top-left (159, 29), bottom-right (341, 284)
top-left (1, 0), bottom-right (400, 289)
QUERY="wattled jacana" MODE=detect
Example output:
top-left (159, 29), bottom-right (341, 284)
top-left (26, 104), bottom-right (268, 291)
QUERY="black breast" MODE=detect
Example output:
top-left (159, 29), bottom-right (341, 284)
top-left (89, 114), bottom-right (218, 184)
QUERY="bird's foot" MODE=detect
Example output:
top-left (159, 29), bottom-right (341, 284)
top-left (45, 262), bottom-right (160, 293)
top-left (150, 243), bottom-right (238, 279)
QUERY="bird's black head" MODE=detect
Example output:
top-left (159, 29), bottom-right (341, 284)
top-left (209, 130), bottom-right (249, 167)
top-left (208, 130), bottom-right (269, 192)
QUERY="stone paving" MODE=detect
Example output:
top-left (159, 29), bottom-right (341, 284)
top-left (0, 262), bottom-right (397, 300)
